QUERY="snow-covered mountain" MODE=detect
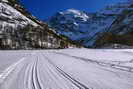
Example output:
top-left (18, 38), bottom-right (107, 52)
top-left (48, 1), bottom-right (133, 48)
top-left (0, 0), bottom-right (77, 49)
top-left (96, 2), bottom-right (133, 47)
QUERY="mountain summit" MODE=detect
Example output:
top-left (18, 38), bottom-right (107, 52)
top-left (48, 9), bottom-right (94, 46)
top-left (63, 9), bottom-right (90, 21)
top-left (48, 1), bottom-right (133, 48)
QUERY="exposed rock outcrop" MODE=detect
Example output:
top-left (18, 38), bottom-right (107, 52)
top-left (0, 0), bottom-right (78, 49)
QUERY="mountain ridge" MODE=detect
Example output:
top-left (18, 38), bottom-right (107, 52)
top-left (48, 1), bottom-right (133, 48)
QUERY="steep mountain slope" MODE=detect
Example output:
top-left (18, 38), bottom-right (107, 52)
top-left (96, 2), bottom-right (133, 47)
top-left (0, 0), bottom-right (77, 49)
top-left (48, 1), bottom-right (133, 48)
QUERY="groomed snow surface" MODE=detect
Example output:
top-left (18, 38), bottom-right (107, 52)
top-left (0, 48), bottom-right (133, 89)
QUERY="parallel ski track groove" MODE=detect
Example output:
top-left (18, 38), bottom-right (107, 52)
top-left (53, 52), bottom-right (133, 73)
top-left (42, 53), bottom-right (90, 89)
top-left (31, 56), bottom-right (42, 89)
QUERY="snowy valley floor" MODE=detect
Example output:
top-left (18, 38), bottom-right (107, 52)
top-left (0, 48), bottom-right (133, 89)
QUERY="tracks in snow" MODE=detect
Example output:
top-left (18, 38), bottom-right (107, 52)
top-left (0, 52), bottom-right (91, 89)
top-left (0, 57), bottom-right (26, 84)
top-left (53, 51), bottom-right (133, 73)
top-left (43, 54), bottom-right (90, 89)
top-left (1, 51), bottom-right (133, 89)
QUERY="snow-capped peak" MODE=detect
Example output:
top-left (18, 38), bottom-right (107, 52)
top-left (59, 9), bottom-right (89, 21)
top-left (67, 9), bottom-right (81, 14)
top-left (48, 1), bottom-right (133, 48)
top-left (1, 0), bottom-right (8, 3)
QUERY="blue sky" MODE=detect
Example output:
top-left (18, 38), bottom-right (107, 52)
top-left (21, 0), bottom-right (127, 20)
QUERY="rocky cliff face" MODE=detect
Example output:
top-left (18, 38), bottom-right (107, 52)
top-left (48, 1), bottom-right (133, 48)
top-left (0, 0), bottom-right (77, 49)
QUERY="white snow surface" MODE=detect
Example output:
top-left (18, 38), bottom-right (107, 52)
top-left (0, 48), bottom-right (133, 89)
top-left (62, 9), bottom-right (89, 22)
top-left (1, 0), bottom-right (8, 3)
top-left (0, 2), bottom-right (38, 28)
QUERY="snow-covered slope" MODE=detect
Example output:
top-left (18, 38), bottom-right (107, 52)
top-left (96, 2), bottom-right (133, 47)
top-left (49, 9), bottom-right (91, 41)
top-left (1, 49), bottom-right (133, 89)
top-left (0, 0), bottom-right (76, 49)
top-left (0, 2), bottom-right (38, 30)
top-left (48, 1), bottom-right (133, 48)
